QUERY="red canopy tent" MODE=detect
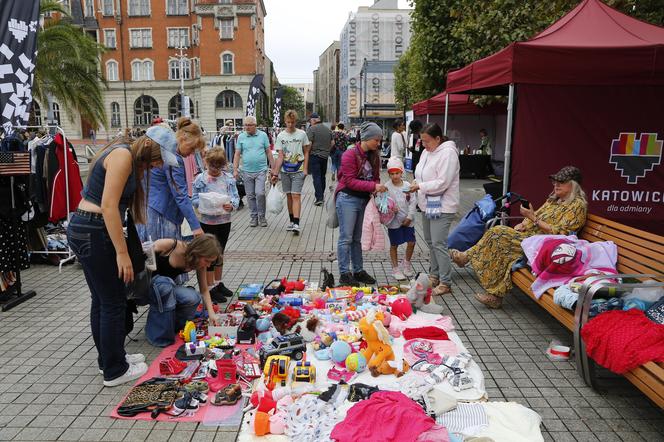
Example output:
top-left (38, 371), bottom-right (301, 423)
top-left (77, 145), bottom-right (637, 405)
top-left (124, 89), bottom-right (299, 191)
top-left (445, 0), bottom-right (664, 233)
top-left (412, 92), bottom-right (505, 116)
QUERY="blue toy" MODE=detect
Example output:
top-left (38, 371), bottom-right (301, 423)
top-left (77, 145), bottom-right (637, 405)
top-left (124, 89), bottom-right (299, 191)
top-left (330, 340), bottom-right (352, 364)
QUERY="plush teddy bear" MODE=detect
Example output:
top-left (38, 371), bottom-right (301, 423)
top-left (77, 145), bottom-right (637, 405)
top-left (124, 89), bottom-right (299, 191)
top-left (407, 273), bottom-right (444, 314)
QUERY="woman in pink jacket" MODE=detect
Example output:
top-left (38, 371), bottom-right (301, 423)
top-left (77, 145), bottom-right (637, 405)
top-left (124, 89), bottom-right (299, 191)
top-left (409, 123), bottom-right (460, 296)
top-left (335, 122), bottom-right (387, 286)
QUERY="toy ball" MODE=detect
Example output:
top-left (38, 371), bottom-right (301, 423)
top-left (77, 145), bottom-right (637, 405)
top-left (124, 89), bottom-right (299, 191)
top-left (256, 318), bottom-right (271, 332)
top-left (382, 312), bottom-right (392, 327)
top-left (345, 352), bottom-right (367, 372)
top-left (391, 297), bottom-right (413, 320)
top-left (551, 243), bottom-right (577, 264)
top-left (330, 340), bottom-right (352, 363)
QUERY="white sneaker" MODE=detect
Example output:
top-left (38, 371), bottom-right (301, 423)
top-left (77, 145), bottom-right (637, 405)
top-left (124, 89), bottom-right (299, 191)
top-left (292, 223), bottom-right (300, 235)
top-left (99, 354), bottom-right (146, 374)
top-left (286, 222), bottom-right (294, 231)
top-left (103, 362), bottom-right (148, 387)
top-left (401, 261), bottom-right (415, 278)
top-left (392, 268), bottom-right (407, 281)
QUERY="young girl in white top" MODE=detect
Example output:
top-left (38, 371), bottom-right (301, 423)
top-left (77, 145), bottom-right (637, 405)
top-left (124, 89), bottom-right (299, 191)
top-left (384, 157), bottom-right (417, 280)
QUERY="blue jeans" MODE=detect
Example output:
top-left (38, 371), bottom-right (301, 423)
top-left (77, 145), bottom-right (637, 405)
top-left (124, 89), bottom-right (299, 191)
top-left (331, 150), bottom-right (342, 174)
top-left (147, 276), bottom-right (201, 347)
top-left (67, 212), bottom-right (129, 381)
top-left (242, 170), bottom-right (267, 220)
top-left (336, 192), bottom-right (368, 274)
top-left (309, 155), bottom-right (328, 202)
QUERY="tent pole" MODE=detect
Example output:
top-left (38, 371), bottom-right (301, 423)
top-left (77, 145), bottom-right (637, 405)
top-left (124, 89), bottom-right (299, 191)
top-left (502, 84), bottom-right (515, 198)
top-left (443, 93), bottom-right (449, 135)
top-left (426, 113), bottom-right (429, 123)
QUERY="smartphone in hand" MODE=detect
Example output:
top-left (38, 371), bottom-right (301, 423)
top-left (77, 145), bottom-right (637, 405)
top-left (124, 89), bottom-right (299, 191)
top-left (522, 200), bottom-right (531, 210)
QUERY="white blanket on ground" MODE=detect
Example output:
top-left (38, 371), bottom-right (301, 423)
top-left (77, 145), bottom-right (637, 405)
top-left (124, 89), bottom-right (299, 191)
top-left (476, 402), bottom-right (544, 442)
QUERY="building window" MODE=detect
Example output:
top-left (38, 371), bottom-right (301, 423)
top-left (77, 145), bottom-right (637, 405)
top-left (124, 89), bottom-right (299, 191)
top-left (130, 28), bottom-right (152, 48)
top-left (111, 102), bottom-right (121, 127)
top-left (169, 59), bottom-right (191, 80)
top-left (29, 101), bottom-right (42, 126)
top-left (215, 90), bottom-right (242, 109)
top-left (51, 102), bottom-right (61, 126)
top-left (192, 57), bottom-right (200, 78)
top-left (84, 0), bottom-right (94, 16)
top-left (219, 19), bottom-right (233, 40)
top-left (167, 28), bottom-right (190, 48)
top-left (106, 60), bottom-right (119, 81)
top-left (103, 29), bottom-right (116, 49)
top-left (192, 24), bottom-right (199, 46)
top-left (131, 59), bottom-right (153, 81)
top-left (168, 95), bottom-right (193, 120)
top-left (166, 0), bottom-right (188, 15)
top-left (219, 0), bottom-right (232, 4)
top-left (102, 0), bottom-right (114, 16)
top-left (221, 52), bottom-right (233, 75)
top-left (134, 95), bottom-right (159, 126)
top-left (128, 0), bottom-right (150, 16)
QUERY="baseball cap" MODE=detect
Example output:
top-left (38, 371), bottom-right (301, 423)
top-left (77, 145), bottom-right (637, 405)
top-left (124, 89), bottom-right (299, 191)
top-left (310, 112), bottom-right (320, 119)
top-left (550, 166), bottom-right (582, 184)
top-left (145, 125), bottom-right (179, 168)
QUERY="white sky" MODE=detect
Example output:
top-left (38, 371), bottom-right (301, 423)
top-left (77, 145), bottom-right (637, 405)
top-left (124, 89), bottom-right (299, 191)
top-left (263, 0), bottom-right (411, 85)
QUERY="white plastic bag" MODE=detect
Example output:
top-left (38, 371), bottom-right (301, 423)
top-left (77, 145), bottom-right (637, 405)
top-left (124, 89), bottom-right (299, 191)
top-left (266, 185), bottom-right (284, 215)
top-left (198, 192), bottom-right (231, 215)
top-left (624, 280), bottom-right (664, 303)
top-left (326, 194), bottom-right (338, 229)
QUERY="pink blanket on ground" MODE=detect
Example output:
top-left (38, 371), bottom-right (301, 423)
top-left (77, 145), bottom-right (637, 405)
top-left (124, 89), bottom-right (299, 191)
top-left (110, 339), bottom-right (245, 426)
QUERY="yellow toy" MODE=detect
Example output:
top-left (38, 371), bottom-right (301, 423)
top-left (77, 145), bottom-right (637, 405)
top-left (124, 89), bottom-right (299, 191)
top-left (181, 321), bottom-right (196, 343)
top-left (291, 355), bottom-right (316, 384)
top-left (263, 355), bottom-right (290, 388)
top-left (359, 311), bottom-right (409, 377)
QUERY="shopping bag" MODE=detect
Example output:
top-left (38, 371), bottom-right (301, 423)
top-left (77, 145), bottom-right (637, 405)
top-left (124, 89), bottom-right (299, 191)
top-left (266, 184), bottom-right (284, 215)
top-left (326, 193), bottom-right (339, 229)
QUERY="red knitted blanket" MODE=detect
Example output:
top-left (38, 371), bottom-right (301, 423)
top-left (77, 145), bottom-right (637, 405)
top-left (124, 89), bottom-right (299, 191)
top-left (581, 309), bottom-right (664, 374)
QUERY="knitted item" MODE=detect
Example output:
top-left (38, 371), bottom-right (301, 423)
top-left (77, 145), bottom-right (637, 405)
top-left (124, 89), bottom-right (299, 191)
top-left (581, 309), bottom-right (664, 374)
top-left (403, 327), bottom-right (450, 341)
top-left (346, 309), bottom-right (368, 321)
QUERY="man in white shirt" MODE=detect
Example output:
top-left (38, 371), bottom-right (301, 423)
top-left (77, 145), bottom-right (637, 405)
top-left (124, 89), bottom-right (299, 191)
top-left (390, 119), bottom-right (406, 159)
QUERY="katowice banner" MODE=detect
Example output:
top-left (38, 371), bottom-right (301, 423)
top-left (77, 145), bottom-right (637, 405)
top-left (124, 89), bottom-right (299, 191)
top-left (0, 0), bottom-right (40, 134)
top-left (272, 86), bottom-right (283, 128)
top-left (245, 74), bottom-right (264, 117)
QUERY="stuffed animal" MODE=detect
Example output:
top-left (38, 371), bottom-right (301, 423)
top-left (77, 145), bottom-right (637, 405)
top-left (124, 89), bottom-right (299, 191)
top-left (299, 316), bottom-right (322, 342)
top-left (407, 273), bottom-right (444, 314)
top-left (358, 310), bottom-right (409, 377)
top-left (256, 317), bottom-right (273, 344)
top-left (391, 297), bottom-right (413, 320)
top-left (281, 278), bottom-right (306, 293)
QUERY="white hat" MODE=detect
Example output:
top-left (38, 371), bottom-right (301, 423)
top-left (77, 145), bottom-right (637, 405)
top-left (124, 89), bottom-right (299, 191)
top-left (387, 156), bottom-right (404, 173)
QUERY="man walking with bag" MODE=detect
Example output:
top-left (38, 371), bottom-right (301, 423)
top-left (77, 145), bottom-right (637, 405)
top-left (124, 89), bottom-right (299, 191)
top-left (306, 113), bottom-right (332, 206)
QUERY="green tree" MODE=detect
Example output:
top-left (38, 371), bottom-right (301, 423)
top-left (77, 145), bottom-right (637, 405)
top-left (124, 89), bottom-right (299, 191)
top-left (279, 86), bottom-right (305, 125)
top-left (33, 0), bottom-right (107, 129)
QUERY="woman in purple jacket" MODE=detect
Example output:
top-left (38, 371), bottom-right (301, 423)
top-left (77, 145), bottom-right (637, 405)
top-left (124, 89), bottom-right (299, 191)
top-left (334, 122), bottom-right (387, 286)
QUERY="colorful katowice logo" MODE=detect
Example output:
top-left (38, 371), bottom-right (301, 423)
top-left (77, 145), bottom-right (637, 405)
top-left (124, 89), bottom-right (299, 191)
top-left (609, 132), bottom-right (662, 184)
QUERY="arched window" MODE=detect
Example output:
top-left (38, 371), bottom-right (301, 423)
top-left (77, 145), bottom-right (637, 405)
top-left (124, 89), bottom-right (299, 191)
top-left (106, 60), bottom-right (118, 81)
top-left (215, 90), bottom-right (242, 109)
top-left (51, 102), bottom-right (61, 125)
top-left (131, 59), bottom-right (154, 81)
top-left (168, 94), bottom-right (193, 120)
top-left (143, 60), bottom-right (154, 81)
top-left (221, 52), bottom-right (233, 75)
top-left (169, 59), bottom-right (191, 80)
top-left (29, 101), bottom-right (42, 126)
top-left (110, 102), bottom-right (121, 127)
top-left (134, 95), bottom-right (159, 126)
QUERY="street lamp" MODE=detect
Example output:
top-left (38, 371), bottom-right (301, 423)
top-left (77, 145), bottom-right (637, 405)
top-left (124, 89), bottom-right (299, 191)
top-left (170, 46), bottom-right (190, 118)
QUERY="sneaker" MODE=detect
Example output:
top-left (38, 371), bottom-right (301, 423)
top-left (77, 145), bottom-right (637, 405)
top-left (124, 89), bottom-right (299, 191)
top-left (98, 354), bottom-right (145, 374)
top-left (314, 200), bottom-right (324, 206)
top-left (401, 260), bottom-right (415, 278)
top-left (259, 218), bottom-right (268, 227)
top-left (103, 362), bottom-right (148, 387)
top-left (339, 272), bottom-right (359, 287)
top-left (210, 285), bottom-right (228, 304)
top-left (285, 222), bottom-right (295, 231)
top-left (353, 270), bottom-right (376, 285)
top-left (217, 282), bottom-right (233, 298)
top-left (292, 223), bottom-right (300, 235)
top-left (392, 268), bottom-right (407, 281)
top-left (249, 218), bottom-right (258, 227)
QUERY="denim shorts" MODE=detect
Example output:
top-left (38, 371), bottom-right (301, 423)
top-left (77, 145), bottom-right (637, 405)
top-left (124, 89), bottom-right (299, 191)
top-left (388, 226), bottom-right (416, 246)
top-left (280, 171), bottom-right (305, 194)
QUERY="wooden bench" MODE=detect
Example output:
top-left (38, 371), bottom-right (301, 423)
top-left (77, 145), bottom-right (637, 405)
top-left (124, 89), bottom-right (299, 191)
top-left (510, 214), bottom-right (664, 408)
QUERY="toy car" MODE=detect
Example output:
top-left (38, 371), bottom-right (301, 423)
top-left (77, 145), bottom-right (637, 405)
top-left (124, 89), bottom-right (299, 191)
top-left (263, 355), bottom-right (290, 387)
top-left (259, 333), bottom-right (306, 367)
top-left (292, 359), bottom-right (316, 383)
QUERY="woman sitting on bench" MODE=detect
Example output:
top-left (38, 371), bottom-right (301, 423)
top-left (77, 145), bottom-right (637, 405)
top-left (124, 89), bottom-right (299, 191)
top-left (450, 166), bottom-right (587, 309)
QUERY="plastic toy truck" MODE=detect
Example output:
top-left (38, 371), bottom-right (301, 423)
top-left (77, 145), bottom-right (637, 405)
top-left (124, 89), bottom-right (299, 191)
top-left (259, 333), bottom-right (306, 368)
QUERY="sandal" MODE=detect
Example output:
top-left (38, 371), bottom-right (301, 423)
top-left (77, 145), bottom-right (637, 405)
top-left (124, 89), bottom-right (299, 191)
top-left (184, 380), bottom-right (209, 394)
top-left (474, 293), bottom-right (503, 309)
top-left (431, 283), bottom-right (452, 296)
top-left (449, 249), bottom-right (469, 268)
top-left (211, 384), bottom-right (242, 406)
top-left (428, 276), bottom-right (440, 288)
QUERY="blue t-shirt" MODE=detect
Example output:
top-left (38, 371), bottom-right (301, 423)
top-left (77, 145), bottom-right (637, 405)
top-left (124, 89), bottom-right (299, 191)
top-left (237, 130), bottom-right (270, 173)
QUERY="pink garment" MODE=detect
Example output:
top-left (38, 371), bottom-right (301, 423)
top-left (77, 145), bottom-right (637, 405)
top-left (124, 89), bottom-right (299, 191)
top-left (183, 154), bottom-right (197, 197)
top-left (362, 196), bottom-right (386, 251)
top-left (331, 391), bottom-right (435, 442)
top-left (335, 147), bottom-right (380, 197)
top-left (403, 338), bottom-right (459, 366)
top-left (417, 424), bottom-right (451, 442)
top-left (522, 235), bottom-right (617, 298)
top-left (390, 314), bottom-right (455, 337)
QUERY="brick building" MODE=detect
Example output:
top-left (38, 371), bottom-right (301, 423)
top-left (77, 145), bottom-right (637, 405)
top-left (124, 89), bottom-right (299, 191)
top-left (35, 0), bottom-right (276, 139)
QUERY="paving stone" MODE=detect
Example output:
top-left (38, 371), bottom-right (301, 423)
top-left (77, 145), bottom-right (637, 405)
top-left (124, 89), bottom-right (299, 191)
top-left (169, 431), bottom-right (194, 442)
top-left (101, 429), bottom-right (129, 441)
top-left (0, 427), bottom-right (21, 441)
top-left (123, 429), bottom-right (151, 441)
top-left (57, 428), bottom-right (86, 441)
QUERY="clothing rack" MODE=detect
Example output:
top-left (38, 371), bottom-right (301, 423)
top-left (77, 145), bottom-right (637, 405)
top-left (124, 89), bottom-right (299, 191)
top-left (11, 125), bottom-right (76, 272)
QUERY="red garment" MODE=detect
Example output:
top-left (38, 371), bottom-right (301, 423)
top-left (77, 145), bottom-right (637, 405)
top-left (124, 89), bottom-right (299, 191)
top-left (331, 391), bottom-right (435, 442)
top-left (581, 309), bottom-right (664, 374)
top-left (49, 134), bottom-right (83, 222)
top-left (403, 327), bottom-right (449, 341)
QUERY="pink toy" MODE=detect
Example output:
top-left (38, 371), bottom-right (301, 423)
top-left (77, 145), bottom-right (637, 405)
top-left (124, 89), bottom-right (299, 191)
top-left (391, 297), bottom-right (413, 320)
top-left (327, 366), bottom-right (355, 382)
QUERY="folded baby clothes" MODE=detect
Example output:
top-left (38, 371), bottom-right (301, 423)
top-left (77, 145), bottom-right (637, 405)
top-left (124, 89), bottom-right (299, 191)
top-left (437, 403), bottom-right (489, 437)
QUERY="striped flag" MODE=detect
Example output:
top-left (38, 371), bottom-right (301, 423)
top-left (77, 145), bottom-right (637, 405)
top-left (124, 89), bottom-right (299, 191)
top-left (0, 151), bottom-right (30, 175)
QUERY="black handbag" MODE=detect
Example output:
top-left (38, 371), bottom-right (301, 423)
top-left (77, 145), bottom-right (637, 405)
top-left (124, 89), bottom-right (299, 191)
top-left (125, 211), bottom-right (151, 306)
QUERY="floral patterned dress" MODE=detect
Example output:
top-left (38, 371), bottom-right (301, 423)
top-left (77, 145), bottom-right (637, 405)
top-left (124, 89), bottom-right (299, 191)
top-left (466, 197), bottom-right (587, 297)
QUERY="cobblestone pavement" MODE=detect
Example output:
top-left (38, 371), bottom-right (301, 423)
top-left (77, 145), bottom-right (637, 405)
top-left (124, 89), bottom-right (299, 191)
top-left (1, 176), bottom-right (662, 441)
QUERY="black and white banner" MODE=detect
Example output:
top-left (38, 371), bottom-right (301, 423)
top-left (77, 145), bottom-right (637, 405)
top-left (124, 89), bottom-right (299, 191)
top-left (272, 86), bottom-right (283, 128)
top-left (0, 1), bottom-right (40, 134)
top-left (245, 74), bottom-right (264, 117)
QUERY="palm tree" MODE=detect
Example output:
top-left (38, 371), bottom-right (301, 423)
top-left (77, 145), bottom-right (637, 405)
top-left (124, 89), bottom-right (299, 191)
top-left (33, 0), bottom-right (107, 130)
